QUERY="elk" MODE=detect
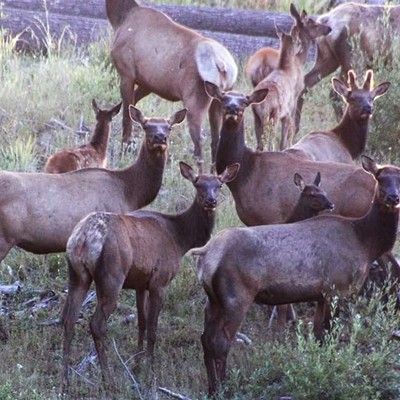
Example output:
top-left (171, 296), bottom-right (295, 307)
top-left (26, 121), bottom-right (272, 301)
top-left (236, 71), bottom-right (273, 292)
top-left (286, 69), bottom-right (390, 163)
top-left (194, 155), bottom-right (400, 396)
top-left (305, 3), bottom-right (400, 91)
top-left (270, 171), bottom-right (334, 331)
top-left (62, 161), bottom-right (239, 388)
top-left (0, 106), bottom-right (186, 264)
top-left (245, 4), bottom-right (331, 87)
top-left (44, 100), bottom-right (122, 173)
top-left (204, 82), bottom-right (376, 227)
top-left (251, 26), bottom-right (302, 151)
top-left (106, 0), bottom-right (238, 171)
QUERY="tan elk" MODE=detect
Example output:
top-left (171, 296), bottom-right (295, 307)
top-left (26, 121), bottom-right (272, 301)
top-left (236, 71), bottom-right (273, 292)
top-left (106, 0), bottom-right (238, 171)
top-left (305, 3), bottom-right (400, 91)
top-left (62, 161), bottom-right (239, 388)
top-left (0, 106), bottom-right (186, 264)
top-left (251, 25), bottom-right (302, 151)
top-left (44, 100), bottom-right (121, 173)
top-left (194, 155), bottom-right (400, 396)
top-left (245, 4), bottom-right (331, 87)
top-left (286, 69), bottom-right (390, 163)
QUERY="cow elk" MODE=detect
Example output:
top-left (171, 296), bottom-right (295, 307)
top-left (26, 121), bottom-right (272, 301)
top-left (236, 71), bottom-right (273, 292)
top-left (251, 26), bottom-right (302, 151)
top-left (0, 106), bottom-right (186, 264)
top-left (204, 81), bottom-right (376, 227)
top-left (44, 100), bottom-right (122, 173)
top-left (286, 69), bottom-right (390, 163)
top-left (305, 3), bottom-right (400, 91)
top-left (106, 0), bottom-right (238, 171)
top-left (245, 4), bottom-right (331, 87)
top-left (62, 161), bottom-right (239, 388)
top-left (194, 155), bottom-right (400, 396)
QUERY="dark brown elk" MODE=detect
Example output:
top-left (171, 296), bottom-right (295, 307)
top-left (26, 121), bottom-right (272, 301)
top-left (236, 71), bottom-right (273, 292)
top-left (270, 171), bottom-right (334, 331)
top-left (286, 69), bottom-right (390, 163)
top-left (106, 0), bottom-right (238, 171)
top-left (304, 3), bottom-right (400, 91)
top-left (204, 81), bottom-right (375, 227)
top-left (0, 106), bottom-right (186, 264)
top-left (62, 161), bottom-right (239, 388)
top-left (245, 4), bottom-right (331, 87)
top-left (44, 100), bottom-right (122, 173)
top-left (194, 155), bottom-right (400, 396)
top-left (251, 26), bottom-right (302, 151)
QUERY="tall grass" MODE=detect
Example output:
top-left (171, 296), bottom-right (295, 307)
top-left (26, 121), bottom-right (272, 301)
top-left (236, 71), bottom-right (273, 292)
top-left (0, 2), bottom-right (399, 399)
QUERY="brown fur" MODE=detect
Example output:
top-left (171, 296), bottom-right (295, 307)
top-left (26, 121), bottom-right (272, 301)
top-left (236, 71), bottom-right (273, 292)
top-left (194, 156), bottom-right (400, 396)
top-left (204, 82), bottom-right (376, 227)
top-left (0, 107), bottom-right (186, 263)
top-left (106, 0), bottom-right (237, 171)
top-left (61, 161), bottom-right (239, 389)
top-left (245, 4), bottom-right (331, 88)
top-left (287, 70), bottom-right (390, 162)
top-left (44, 100), bottom-right (121, 173)
top-left (305, 3), bottom-right (400, 90)
top-left (251, 26), bottom-right (303, 151)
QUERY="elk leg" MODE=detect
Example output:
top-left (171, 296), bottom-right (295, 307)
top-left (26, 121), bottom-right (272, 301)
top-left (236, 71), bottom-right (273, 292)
top-left (62, 264), bottom-right (92, 389)
top-left (185, 106), bottom-right (206, 173)
top-left (251, 103), bottom-right (265, 151)
top-left (279, 116), bottom-right (291, 150)
top-left (208, 98), bottom-right (223, 173)
top-left (313, 299), bottom-right (331, 342)
top-left (145, 287), bottom-right (168, 362)
top-left (90, 275), bottom-right (124, 388)
top-left (133, 86), bottom-right (151, 105)
top-left (136, 289), bottom-right (149, 351)
top-left (119, 76), bottom-right (136, 151)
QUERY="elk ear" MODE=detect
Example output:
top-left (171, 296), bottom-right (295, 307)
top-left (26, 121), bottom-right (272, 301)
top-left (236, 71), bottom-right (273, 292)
top-left (289, 3), bottom-right (302, 24)
top-left (248, 88), bottom-right (269, 105)
top-left (313, 172), bottom-right (321, 187)
top-left (169, 108), bottom-right (187, 126)
top-left (179, 161), bottom-right (197, 183)
top-left (332, 77), bottom-right (349, 98)
top-left (111, 102), bottom-right (122, 117)
top-left (347, 70), bottom-right (358, 90)
top-left (371, 81), bottom-right (391, 99)
top-left (362, 69), bottom-right (373, 90)
top-left (219, 163), bottom-right (240, 184)
top-left (361, 155), bottom-right (379, 177)
top-left (293, 173), bottom-right (305, 192)
top-left (129, 105), bottom-right (147, 126)
top-left (204, 81), bottom-right (223, 100)
top-left (92, 99), bottom-right (100, 114)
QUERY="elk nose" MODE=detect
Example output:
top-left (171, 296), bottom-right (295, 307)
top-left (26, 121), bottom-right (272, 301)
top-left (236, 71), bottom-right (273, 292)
top-left (154, 133), bottom-right (167, 144)
top-left (363, 104), bottom-right (373, 114)
top-left (205, 198), bottom-right (217, 209)
top-left (327, 201), bottom-right (335, 211)
top-left (386, 194), bottom-right (400, 206)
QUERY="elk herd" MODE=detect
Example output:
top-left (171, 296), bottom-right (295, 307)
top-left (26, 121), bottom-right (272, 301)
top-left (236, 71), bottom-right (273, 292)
top-left (1, 0), bottom-right (400, 397)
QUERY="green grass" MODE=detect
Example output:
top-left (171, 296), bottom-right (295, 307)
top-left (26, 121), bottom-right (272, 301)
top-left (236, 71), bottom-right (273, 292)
top-left (0, 2), bottom-right (400, 399)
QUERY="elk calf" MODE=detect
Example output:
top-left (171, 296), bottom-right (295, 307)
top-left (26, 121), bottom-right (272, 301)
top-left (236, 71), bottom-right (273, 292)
top-left (251, 26), bottom-right (302, 151)
top-left (107, 0), bottom-right (237, 171)
top-left (0, 106), bottom-right (186, 264)
top-left (44, 100), bottom-right (121, 173)
top-left (270, 171), bottom-right (334, 332)
top-left (287, 69), bottom-right (390, 163)
top-left (194, 155), bottom-right (400, 396)
top-left (246, 4), bottom-right (331, 87)
top-left (62, 161), bottom-right (239, 388)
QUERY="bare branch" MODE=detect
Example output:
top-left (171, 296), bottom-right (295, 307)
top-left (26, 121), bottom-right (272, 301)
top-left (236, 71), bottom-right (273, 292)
top-left (158, 386), bottom-right (194, 400)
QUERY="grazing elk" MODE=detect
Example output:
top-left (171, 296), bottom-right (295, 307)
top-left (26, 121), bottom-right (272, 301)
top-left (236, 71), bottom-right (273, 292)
top-left (204, 81), bottom-right (376, 227)
top-left (270, 172), bottom-right (334, 332)
top-left (194, 155), bottom-right (400, 396)
top-left (0, 106), bottom-right (186, 264)
top-left (286, 69), bottom-right (390, 163)
top-left (245, 4), bottom-right (331, 87)
top-left (251, 26), bottom-right (302, 151)
top-left (62, 161), bottom-right (239, 388)
top-left (305, 3), bottom-right (400, 91)
top-left (106, 0), bottom-right (238, 171)
top-left (44, 100), bottom-right (122, 173)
